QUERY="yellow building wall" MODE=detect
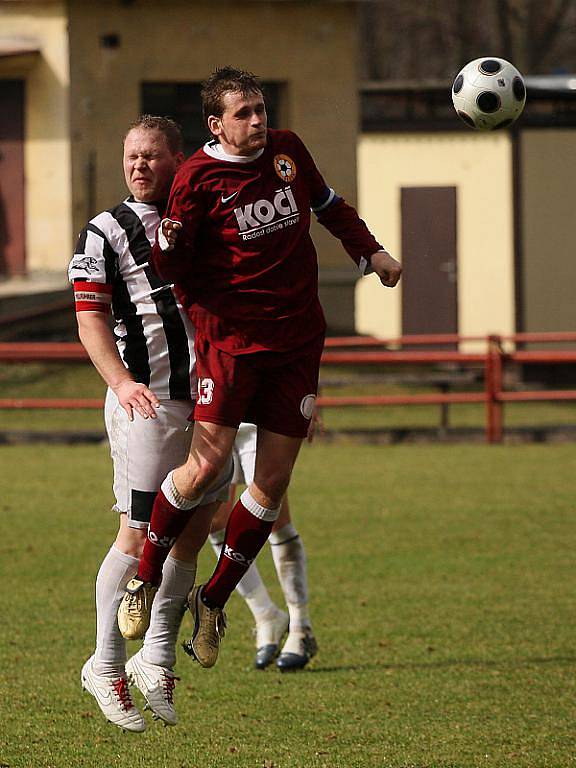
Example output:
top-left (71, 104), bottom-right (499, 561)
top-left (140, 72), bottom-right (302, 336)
top-left (0, 1), bottom-right (71, 273)
top-left (68, 0), bottom-right (359, 273)
top-left (356, 132), bottom-right (516, 343)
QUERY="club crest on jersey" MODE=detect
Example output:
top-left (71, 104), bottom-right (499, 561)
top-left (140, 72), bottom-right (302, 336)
top-left (274, 154), bottom-right (297, 183)
top-left (234, 186), bottom-right (300, 241)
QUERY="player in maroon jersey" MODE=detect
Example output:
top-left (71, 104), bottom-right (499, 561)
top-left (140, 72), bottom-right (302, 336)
top-left (118, 67), bottom-right (401, 667)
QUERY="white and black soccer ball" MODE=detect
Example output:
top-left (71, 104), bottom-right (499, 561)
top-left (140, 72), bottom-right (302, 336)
top-left (452, 57), bottom-right (526, 130)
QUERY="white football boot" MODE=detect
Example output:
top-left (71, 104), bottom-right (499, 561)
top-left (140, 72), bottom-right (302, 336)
top-left (81, 655), bottom-right (145, 732)
top-left (125, 649), bottom-right (179, 726)
top-left (254, 608), bottom-right (290, 670)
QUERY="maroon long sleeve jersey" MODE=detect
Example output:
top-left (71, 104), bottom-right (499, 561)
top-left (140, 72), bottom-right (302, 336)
top-left (152, 128), bottom-right (383, 355)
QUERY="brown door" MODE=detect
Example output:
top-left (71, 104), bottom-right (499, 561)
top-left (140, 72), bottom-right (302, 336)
top-left (401, 186), bottom-right (458, 339)
top-left (0, 80), bottom-right (26, 276)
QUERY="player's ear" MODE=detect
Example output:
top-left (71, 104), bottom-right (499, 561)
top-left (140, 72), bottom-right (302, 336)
top-left (174, 152), bottom-right (185, 169)
top-left (207, 115), bottom-right (222, 137)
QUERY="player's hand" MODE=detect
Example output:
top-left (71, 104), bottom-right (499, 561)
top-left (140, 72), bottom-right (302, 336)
top-left (307, 408), bottom-right (323, 443)
top-left (113, 380), bottom-right (160, 421)
top-left (370, 250), bottom-right (402, 288)
top-left (160, 219), bottom-right (182, 251)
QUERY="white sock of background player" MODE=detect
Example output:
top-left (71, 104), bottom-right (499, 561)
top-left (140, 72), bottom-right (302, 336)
top-left (269, 522), bottom-right (312, 634)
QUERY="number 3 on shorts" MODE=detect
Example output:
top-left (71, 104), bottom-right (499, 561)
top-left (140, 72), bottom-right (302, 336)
top-left (197, 377), bottom-right (215, 405)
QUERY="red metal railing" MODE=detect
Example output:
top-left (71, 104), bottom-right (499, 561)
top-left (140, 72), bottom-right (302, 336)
top-left (1, 334), bottom-right (576, 442)
top-left (484, 333), bottom-right (576, 442)
top-left (0, 342), bottom-right (87, 361)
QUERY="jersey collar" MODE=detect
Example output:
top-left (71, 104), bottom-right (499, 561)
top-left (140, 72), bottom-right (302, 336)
top-left (203, 139), bottom-right (265, 164)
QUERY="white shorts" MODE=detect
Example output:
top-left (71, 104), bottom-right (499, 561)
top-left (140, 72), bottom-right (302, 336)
top-left (232, 422), bottom-right (258, 485)
top-left (104, 389), bottom-right (232, 529)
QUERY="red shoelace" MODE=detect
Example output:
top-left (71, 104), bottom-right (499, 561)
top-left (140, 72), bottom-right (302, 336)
top-left (112, 677), bottom-right (134, 711)
top-left (162, 673), bottom-right (179, 704)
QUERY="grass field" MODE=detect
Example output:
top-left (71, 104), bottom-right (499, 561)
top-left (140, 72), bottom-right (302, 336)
top-left (1, 440), bottom-right (575, 768)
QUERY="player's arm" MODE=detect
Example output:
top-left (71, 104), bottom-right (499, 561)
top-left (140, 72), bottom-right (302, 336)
top-left (76, 311), bottom-right (159, 421)
top-left (69, 229), bottom-right (159, 421)
top-left (151, 166), bottom-right (204, 282)
top-left (316, 197), bottom-right (402, 288)
top-left (294, 132), bottom-right (401, 288)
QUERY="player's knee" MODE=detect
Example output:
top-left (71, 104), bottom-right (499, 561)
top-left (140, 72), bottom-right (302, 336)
top-left (251, 474), bottom-right (291, 510)
top-left (180, 454), bottom-right (223, 496)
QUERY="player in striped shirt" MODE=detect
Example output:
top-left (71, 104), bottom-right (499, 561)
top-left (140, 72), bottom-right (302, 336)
top-left (71, 116), bottom-right (231, 731)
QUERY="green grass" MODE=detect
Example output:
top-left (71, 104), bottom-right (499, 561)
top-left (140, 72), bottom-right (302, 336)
top-left (0, 442), bottom-right (575, 767)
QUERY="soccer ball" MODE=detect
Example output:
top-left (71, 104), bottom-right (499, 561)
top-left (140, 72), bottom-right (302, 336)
top-left (452, 57), bottom-right (526, 130)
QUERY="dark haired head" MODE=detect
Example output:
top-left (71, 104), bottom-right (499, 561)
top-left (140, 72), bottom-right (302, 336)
top-left (201, 67), bottom-right (263, 127)
top-left (125, 115), bottom-right (183, 155)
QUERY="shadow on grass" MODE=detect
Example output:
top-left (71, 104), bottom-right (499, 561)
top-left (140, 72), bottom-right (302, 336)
top-left (309, 654), bottom-right (576, 674)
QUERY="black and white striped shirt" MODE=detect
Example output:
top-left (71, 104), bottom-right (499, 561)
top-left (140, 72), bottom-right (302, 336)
top-left (69, 197), bottom-right (196, 400)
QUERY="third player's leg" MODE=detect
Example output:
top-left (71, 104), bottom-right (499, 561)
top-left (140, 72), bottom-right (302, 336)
top-left (269, 496), bottom-right (317, 670)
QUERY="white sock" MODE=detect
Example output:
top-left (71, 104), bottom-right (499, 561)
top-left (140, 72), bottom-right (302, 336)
top-left (94, 545), bottom-right (139, 677)
top-left (161, 470), bottom-right (202, 510)
top-left (142, 554), bottom-right (197, 669)
top-left (269, 523), bottom-right (311, 632)
top-left (209, 530), bottom-right (276, 621)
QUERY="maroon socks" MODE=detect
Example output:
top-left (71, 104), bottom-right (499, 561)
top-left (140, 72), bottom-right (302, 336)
top-left (202, 490), bottom-right (280, 608)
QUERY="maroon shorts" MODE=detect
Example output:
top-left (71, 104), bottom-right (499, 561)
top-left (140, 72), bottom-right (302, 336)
top-left (193, 332), bottom-right (324, 438)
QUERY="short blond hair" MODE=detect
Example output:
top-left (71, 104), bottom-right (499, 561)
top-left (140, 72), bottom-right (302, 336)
top-left (125, 115), bottom-right (183, 154)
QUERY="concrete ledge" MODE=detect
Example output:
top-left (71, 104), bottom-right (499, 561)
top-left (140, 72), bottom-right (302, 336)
top-left (0, 271), bottom-right (68, 299)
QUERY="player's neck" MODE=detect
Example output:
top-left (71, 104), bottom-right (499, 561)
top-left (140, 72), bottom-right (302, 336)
top-left (207, 141), bottom-right (265, 164)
